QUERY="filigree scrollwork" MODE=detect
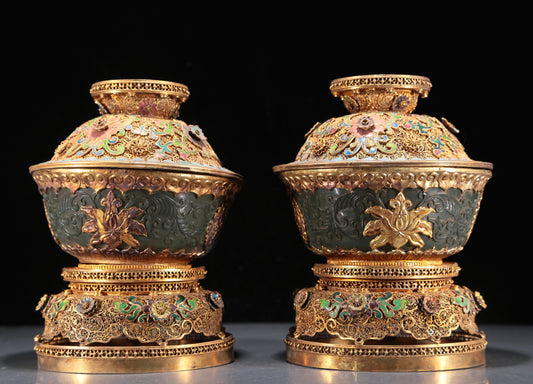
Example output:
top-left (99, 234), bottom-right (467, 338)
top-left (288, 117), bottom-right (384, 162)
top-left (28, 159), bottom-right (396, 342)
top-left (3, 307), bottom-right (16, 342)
top-left (50, 113), bottom-right (222, 168)
top-left (37, 290), bottom-right (226, 346)
top-left (294, 112), bottom-right (471, 162)
top-left (293, 286), bottom-right (484, 344)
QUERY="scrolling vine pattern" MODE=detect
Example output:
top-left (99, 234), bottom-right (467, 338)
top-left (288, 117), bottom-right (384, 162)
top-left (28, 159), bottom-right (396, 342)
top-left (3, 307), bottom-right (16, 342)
top-left (295, 187), bottom-right (481, 252)
top-left (37, 291), bottom-right (225, 345)
top-left (296, 112), bottom-right (468, 161)
top-left (42, 188), bottom-right (223, 253)
top-left (293, 287), bottom-right (485, 343)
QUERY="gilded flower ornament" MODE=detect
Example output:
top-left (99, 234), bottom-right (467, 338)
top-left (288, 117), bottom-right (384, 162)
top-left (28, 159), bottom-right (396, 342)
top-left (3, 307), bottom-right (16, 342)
top-left (142, 299), bottom-right (178, 321)
top-left (341, 293), bottom-right (368, 313)
top-left (363, 192), bottom-right (434, 250)
top-left (77, 297), bottom-right (97, 315)
top-left (209, 292), bottom-right (225, 309)
top-left (422, 295), bottom-right (441, 314)
top-left (81, 190), bottom-right (147, 249)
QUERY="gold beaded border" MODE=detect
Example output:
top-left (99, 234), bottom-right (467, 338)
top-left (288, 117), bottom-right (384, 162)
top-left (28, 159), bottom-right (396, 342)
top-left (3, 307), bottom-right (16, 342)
top-left (62, 265), bottom-right (207, 283)
top-left (286, 333), bottom-right (485, 357)
top-left (35, 334), bottom-right (234, 373)
top-left (90, 79), bottom-right (190, 99)
top-left (317, 278), bottom-right (454, 290)
top-left (330, 75), bottom-right (432, 96)
top-left (312, 262), bottom-right (460, 280)
top-left (35, 335), bottom-right (234, 359)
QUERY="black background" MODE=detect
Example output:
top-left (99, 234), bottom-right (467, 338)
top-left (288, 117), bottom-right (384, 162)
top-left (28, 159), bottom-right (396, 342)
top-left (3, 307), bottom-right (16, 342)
top-left (3, 6), bottom-right (529, 326)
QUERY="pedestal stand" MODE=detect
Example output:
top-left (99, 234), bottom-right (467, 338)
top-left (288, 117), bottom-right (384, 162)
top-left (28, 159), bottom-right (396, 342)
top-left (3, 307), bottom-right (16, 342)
top-left (35, 264), bottom-right (233, 373)
top-left (286, 260), bottom-right (487, 371)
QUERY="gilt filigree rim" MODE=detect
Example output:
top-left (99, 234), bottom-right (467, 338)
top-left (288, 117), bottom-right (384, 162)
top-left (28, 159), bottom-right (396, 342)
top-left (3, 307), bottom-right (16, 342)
top-left (312, 262), bottom-right (460, 280)
top-left (35, 334), bottom-right (234, 358)
top-left (90, 79), bottom-right (190, 100)
top-left (34, 334), bottom-right (234, 372)
top-left (316, 278), bottom-right (455, 290)
top-left (330, 74), bottom-right (432, 97)
top-left (309, 246), bottom-right (464, 261)
top-left (285, 332), bottom-right (486, 371)
top-left (286, 333), bottom-right (486, 356)
top-left (62, 265), bottom-right (207, 284)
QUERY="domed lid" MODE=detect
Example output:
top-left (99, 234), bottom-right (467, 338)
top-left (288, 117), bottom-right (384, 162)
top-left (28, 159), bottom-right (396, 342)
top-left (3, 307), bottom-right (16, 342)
top-left (275, 74), bottom-right (492, 171)
top-left (30, 79), bottom-right (241, 179)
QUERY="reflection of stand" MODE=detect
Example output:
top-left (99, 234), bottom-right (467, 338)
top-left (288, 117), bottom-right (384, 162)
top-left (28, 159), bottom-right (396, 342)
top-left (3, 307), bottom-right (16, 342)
top-left (34, 264), bottom-right (233, 373)
top-left (286, 260), bottom-right (487, 371)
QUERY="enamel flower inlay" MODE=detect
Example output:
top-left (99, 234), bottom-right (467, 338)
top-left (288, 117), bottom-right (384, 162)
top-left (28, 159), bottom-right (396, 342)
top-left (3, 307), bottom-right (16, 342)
top-left (77, 297), bottom-right (97, 315)
top-left (422, 295), bottom-right (441, 314)
top-left (143, 299), bottom-right (177, 321)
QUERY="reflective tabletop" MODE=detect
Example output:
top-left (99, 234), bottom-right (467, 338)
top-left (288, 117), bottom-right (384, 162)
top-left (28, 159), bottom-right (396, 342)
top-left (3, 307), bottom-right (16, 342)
top-left (1, 323), bottom-right (531, 384)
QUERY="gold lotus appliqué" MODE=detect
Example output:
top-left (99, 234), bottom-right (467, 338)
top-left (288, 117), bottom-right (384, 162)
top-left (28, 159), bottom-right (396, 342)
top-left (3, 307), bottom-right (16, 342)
top-left (81, 191), bottom-right (147, 249)
top-left (363, 192), bottom-right (434, 250)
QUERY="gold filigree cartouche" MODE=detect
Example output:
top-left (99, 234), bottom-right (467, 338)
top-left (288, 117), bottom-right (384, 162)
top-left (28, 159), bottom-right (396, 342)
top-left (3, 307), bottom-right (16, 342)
top-left (30, 79), bottom-right (241, 373)
top-left (273, 74), bottom-right (492, 371)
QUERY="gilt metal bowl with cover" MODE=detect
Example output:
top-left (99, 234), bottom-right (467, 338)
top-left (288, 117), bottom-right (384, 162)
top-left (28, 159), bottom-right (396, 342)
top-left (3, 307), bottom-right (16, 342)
top-left (30, 79), bottom-right (242, 373)
top-left (273, 74), bottom-right (492, 371)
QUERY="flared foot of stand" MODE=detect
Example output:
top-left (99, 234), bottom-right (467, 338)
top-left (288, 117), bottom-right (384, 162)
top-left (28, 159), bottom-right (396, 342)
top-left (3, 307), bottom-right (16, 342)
top-left (287, 261), bottom-right (488, 371)
top-left (35, 334), bottom-right (234, 373)
top-left (285, 332), bottom-right (486, 371)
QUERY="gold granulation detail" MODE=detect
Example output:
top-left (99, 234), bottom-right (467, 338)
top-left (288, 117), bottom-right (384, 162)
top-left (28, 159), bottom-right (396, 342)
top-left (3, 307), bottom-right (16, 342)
top-left (35, 335), bottom-right (234, 359)
top-left (312, 262), bottom-right (460, 280)
top-left (285, 334), bottom-right (486, 357)
top-left (316, 278), bottom-right (454, 290)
